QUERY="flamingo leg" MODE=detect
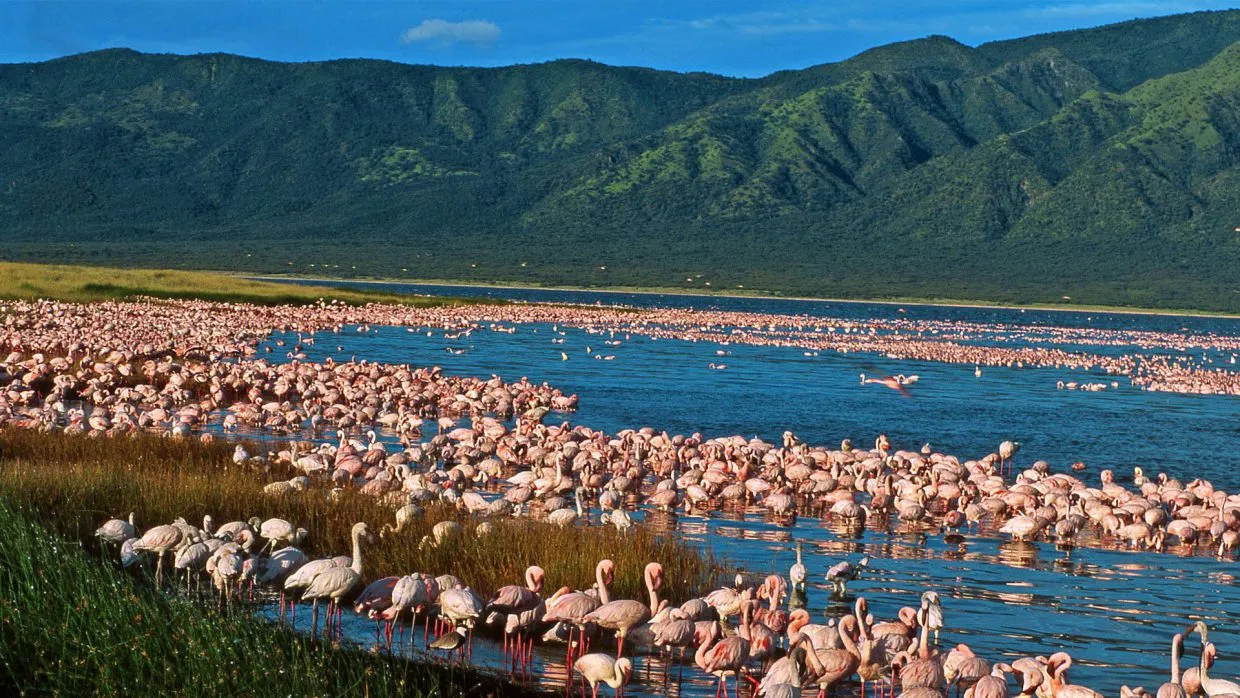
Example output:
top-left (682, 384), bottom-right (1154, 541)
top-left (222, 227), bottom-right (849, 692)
top-left (743, 671), bottom-right (760, 690)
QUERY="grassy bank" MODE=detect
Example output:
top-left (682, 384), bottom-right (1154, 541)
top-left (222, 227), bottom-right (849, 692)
top-left (0, 429), bottom-right (720, 603)
top-left (251, 274), bottom-right (1240, 319)
top-left (0, 497), bottom-right (546, 698)
top-left (0, 262), bottom-right (466, 307)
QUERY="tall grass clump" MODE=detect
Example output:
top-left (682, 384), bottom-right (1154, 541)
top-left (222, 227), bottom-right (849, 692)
top-left (0, 498), bottom-right (548, 697)
top-left (0, 429), bottom-right (722, 602)
top-left (0, 261), bottom-right (470, 307)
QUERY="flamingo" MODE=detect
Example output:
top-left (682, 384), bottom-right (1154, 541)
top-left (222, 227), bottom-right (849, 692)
top-left (438, 585), bottom-right (485, 654)
top-left (759, 641), bottom-right (811, 697)
top-left (652, 609), bottom-right (696, 673)
top-left (799, 614), bottom-right (863, 698)
top-left (583, 562), bottom-right (662, 657)
top-left (1190, 622), bottom-right (1240, 697)
top-left (894, 601), bottom-right (946, 691)
top-left (259, 518), bottom-right (307, 552)
top-left (543, 559), bottom-right (614, 661)
top-left (353, 576), bottom-right (399, 643)
top-left (302, 522), bottom-right (372, 636)
top-left (95, 512), bottom-right (136, 548)
top-left (1159, 633), bottom-right (1187, 698)
top-left (787, 609), bottom-right (840, 650)
top-left (862, 374), bottom-right (911, 397)
top-left (573, 654), bottom-right (633, 698)
top-left (789, 542), bottom-right (808, 597)
top-left (133, 523), bottom-right (185, 587)
top-left (969, 663), bottom-right (1013, 698)
top-left (379, 574), bottom-right (428, 647)
top-left (486, 565), bottom-right (545, 667)
top-left (695, 621), bottom-right (752, 698)
top-left (999, 440), bottom-right (1020, 474)
top-left (282, 556), bottom-right (347, 625)
top-left (826, 556), bottom-right (869, 597)
top-left (1044, 653), bottom-right (1103, 698)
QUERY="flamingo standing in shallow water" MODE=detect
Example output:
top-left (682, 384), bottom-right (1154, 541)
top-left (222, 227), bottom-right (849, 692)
top-left (543, 559), bottom-right (614, 662)
top-left (486, 565), bottom-right (545, 669)
top-left (302, 522), bottom-right (371, 637)
top-left (695, 621), bottom-right (753, 698)
top-left (800, 614), bottom-right (863, 698)
top-left (133, 523), bottom-right (184, 587)
top-left (574, 653), bottom-right (633, 698)
top-left (582, 562), bottom-right (662, 657)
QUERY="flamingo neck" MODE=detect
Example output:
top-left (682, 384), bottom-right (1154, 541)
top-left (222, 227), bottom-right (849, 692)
top-left (645, 572), bottom-right (659, 614)
top-left (1171, 637), bottom-right (1181, 683)
top-left (351, 529), bottom-right (364, 575)
top-left (801, 638), bottom-right (826, 675)
top-left (596, 565), bottom-right (610, 605)
top-left (694, 632), bottom-right (714, 667)
top-left (839, 620), bottom-right (859, 657)
top-left (918, 610), bottom-right (931, 659)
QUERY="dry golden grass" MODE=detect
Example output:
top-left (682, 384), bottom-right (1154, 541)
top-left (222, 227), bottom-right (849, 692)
top-left (0, 261), bottom-right (466, 306)
top-left (0, 429), bottom-right (721, 602)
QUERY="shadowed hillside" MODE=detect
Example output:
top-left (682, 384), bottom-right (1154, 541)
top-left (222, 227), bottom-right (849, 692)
top-left (5, 10), bottom-right (1240, 311)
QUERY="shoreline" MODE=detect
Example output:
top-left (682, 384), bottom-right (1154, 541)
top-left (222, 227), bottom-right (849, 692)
top-left (243, 273), bottom-right (1240, 320)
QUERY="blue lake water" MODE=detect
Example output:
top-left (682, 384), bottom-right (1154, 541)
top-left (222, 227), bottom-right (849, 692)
top-left (255, 279), bottom-right (1240, 694)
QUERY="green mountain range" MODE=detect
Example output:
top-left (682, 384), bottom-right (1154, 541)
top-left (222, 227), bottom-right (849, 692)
top-left (5, 10), bottom-right (1240, 311)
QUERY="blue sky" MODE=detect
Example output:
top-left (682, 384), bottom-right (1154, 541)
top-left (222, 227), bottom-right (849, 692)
top-left (2, 1), bottom-right (1237, 77)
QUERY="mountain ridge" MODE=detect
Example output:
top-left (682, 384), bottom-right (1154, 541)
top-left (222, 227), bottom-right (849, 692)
top-left (5, 10), bottom-right (1240, 311)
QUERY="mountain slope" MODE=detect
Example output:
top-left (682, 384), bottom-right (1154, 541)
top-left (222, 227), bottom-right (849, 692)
top-left (4, 11), bottom-right (1240, 310)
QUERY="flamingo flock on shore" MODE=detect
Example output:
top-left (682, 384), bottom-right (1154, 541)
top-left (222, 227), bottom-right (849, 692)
top-left (95, 505), bottom-right (1237, 697)
top-left (8, 295), bottom-right (1240, 696)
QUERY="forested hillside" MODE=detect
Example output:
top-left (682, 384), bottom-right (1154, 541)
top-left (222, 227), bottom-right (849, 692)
top-left (5, 10), bottom-right (1240, 310)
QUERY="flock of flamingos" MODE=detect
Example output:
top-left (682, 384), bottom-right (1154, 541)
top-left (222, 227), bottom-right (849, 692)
top-left (3, 296), bottom-right (1240, 696)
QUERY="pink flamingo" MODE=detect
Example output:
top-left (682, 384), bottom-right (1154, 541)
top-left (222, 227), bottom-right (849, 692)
top-left (486, 565), bottom-right (545, 668)
top-left (352, 575), bottom-right (398, 644)
top-left (133, 523), bottom-right (184, 587)
top-left (543, 559), bottom-right (614, 662)
top-left (801, 615), bottom-right (863, 698)
top-left (582, 562), bottom-right (662, 657)
top-left (1045, 653), bottom-right (1103, 698)
top-left (695, 621), bottom-right (752, 698)
top-left (573, 653), bottom-right (633, 698)
top-left (302, 522), bottom-right (371, 637)
top-left (1158, 633), bottom-right (1186, 698)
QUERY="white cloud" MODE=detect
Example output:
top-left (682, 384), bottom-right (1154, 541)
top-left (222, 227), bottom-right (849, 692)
top-left (672, 11), bottom-right (839, 37)
top-left (400, 19), bottom-right (500, 46)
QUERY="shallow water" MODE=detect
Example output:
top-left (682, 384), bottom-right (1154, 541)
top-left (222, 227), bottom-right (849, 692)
top-left (251, 283), bottom-right (1240, 694)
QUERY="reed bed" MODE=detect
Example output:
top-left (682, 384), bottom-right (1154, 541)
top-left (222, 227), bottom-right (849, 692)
top-left (0, 498), bottom-right (548, 698)
top-left (0, 429), bottom-right (722, 603)
top-left (0, 261), bottom-right (466, 307)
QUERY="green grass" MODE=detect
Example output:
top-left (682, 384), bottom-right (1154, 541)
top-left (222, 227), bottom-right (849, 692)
top-left (0, 497), bottom-right (545, 698)
top-left (0, 262), bottom-right (468, 307)
top-left (0, 429), bottom-right (722, 605)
